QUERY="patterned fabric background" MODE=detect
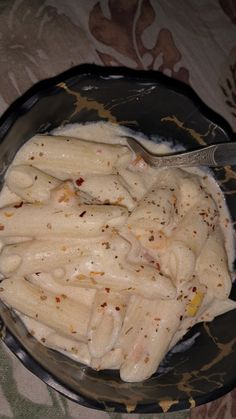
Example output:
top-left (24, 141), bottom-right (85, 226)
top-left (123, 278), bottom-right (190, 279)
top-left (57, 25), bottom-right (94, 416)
top-left (0, 1), bottom-right (236, 418)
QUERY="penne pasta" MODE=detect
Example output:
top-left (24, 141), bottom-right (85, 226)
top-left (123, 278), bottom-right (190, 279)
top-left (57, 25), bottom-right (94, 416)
top-left (28, 272), bottom-right (95, 306)
top-left (0, 277), bottom-right (91, 341)
top-left (78, 174), bottom-right (136, 210)
top-left (118, 280), bottom-right (206, 382)
top-left (160, 194), bottom-right (218, 283)
top-left (91, 348), bottom-right (123, 370)
top-left (21, 314), bottom-right (91, 365)
top-left (87, 289), bottom-right (129, 358)
top-left (6, 165), bottom-right (60, 203)
top-left (0, 201), bottom-right (128, 238)
top-left (0, 237), bottom-right (107, 278)
top-left (55, 234), bottom-right (176, 300)
top-left (14, 134), bottom-right (132, 179)
top-left (196, 227), bottom-right (232, 299)
top-left (0, 122), bottom-right (234, 383)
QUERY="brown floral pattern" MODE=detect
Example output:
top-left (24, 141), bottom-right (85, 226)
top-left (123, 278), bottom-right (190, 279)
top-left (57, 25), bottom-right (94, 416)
top-left (0, 0), bottom-right (93, 108)
top-left (89, 0), bottom-right (189, 83)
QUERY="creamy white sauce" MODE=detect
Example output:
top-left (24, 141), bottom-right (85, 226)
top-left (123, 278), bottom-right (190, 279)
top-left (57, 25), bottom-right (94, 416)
top-left (1, 121), bottom-right (235, 378)
top-left (54, 122), bottom-right (235, 270)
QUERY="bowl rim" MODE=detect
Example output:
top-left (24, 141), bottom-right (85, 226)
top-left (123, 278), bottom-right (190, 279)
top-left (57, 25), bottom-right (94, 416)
top-left (0, 64), bottom-right (235, 413)
top-left (0, 64), bottom-right (234, 141)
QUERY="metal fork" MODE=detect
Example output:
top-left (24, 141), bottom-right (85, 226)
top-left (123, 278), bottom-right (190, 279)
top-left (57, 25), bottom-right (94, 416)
top-left (125, 136), bottom-right (236, 168)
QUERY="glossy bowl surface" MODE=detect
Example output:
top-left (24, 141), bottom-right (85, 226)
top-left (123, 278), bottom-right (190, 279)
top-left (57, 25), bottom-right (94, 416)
top-left (0, 65), bottom-right (235, 413)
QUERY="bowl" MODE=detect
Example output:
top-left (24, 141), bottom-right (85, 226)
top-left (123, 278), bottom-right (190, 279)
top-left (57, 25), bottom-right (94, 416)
top-left (0, 65), bottom-right (235, 414)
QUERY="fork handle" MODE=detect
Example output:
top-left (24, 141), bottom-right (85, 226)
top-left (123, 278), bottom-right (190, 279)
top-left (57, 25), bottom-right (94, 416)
top-left (157, 142), bottom-right (236, 167)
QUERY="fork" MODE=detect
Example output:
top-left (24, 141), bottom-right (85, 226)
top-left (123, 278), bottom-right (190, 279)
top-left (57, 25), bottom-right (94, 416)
top-left (125, 136), bottom-right (236, 168)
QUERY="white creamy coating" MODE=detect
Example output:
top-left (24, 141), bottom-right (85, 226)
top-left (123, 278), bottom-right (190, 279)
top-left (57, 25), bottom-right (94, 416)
top-left (54, 122), bottom-right (235, 270)
top-left (0, 123), bottom-right (235, 381)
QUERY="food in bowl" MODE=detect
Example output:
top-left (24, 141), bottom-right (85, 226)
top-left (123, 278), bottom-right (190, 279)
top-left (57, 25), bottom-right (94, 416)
top-left (0, 121), bottom-right (235, 383)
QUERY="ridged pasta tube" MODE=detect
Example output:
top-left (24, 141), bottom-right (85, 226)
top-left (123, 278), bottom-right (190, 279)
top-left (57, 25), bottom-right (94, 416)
top-left (0, 202), bottom-right (128, 238)
top-left (0, 277), bottom-right (91, 341)
top-left (118, 280), bottom-right (205, 382)
top-left (160, 195), bottom-right (218, 283)
top-left (196, 228), bottom-right (232, 299)
top-left (0, 238), bottom-right (108, 277)
top-left (87, 289), bottom-right (129, 358)
top-left (14, 135), bottom-right (132, 179)
top-left (56, 234), bottom-right (176, 300)
top-left (6, 165), bottom-right (60, 203)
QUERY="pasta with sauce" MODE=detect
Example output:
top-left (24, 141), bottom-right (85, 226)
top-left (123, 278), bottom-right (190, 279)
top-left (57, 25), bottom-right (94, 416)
top-left (0, 122), bottom-right (235, 383)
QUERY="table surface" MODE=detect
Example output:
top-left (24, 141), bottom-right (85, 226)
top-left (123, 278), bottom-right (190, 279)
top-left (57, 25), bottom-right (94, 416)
top-left (0, 1), bottom-right (236, 418)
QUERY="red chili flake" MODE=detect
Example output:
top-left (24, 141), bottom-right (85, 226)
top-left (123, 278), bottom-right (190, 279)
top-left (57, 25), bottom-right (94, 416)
top-left (14, 201), bottom-right (23, 209)
top-left (101, 302), bottom-right (107, 308)
top-left (75, 177), bottom-right (84, 187)
top-left (115, 306), bottom-right (120, 311)
top-left (55, 296), bottom-right (61, 303)
top-left (192, 286), bottom-right (197, 292)
top-left (79, 210), bottom-right (86, 217)
top-left (0, 225), bottom-right (5, 230)
top-left (105, 288), bottom-right (110, 293)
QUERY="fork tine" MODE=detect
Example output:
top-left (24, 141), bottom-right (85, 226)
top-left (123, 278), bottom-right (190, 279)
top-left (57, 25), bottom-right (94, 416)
top-left (124, 136), bottom-right (152, 165)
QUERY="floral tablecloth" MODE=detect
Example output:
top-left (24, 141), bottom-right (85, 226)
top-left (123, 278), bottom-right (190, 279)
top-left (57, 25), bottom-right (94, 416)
top-left (0, 1), bottom-right (236, 418)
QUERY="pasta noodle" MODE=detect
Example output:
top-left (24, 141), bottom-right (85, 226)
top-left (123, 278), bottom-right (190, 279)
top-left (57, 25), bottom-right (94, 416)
top-left (0, 121), bottom-right (235, 382)
top-left (0, 277), bottom-right (91, 341)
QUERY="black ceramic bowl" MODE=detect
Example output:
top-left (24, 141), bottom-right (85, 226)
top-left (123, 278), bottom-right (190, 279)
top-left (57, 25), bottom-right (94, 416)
top-left (0, 65), bottom-right (235, 414)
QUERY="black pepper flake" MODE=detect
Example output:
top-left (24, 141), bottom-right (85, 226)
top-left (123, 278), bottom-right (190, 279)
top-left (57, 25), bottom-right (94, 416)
top-left (79, 210), bottom-right (86, 217)
top-left (14, 201), bottom-right (23, 209)
top-left (148, 235), bottom-right (154, 242)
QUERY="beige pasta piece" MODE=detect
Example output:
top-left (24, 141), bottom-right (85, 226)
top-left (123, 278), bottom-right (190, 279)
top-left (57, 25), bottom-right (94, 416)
top-left (160, 195), bottom-right (218, 283)
top-left (28, 272), bottom-right (95, 306)
top-left (196, 227), bottom-right (232, 299)
top-left (0, 237), bottom-right (106, 278)
top-left (118, 280), bottom-right (206, 382)
top-left (21, 314), bottom-right (92, 365)
top-left (87, 289), bottom-right (129, 358)
top-left (0, 184), bottom-right (22, 208)
top-left (6, 165), bottom-right (60, 203)
top-left (118, 295), bottom-right (183, 382)
top-left (118, 168), bottom-right (149, 201)
top-left (0, 277), bottom-right (90, 341)
top-left (56, 234), bottom-right (176, 300)
top-left (91, 348), bottom-right (123, 370)
top-left (14, 135), bottom-right (132, 179)
top-left (78, 174), bottom-right (136, 210)
top-left (128, 183), bottom-right (177, 231)
top-left (44, 333), bottom-right (91, 366)
top-left (0, 201), bottom-right (128, 238)
top-left (176, 171), bottom-right (204, 217)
